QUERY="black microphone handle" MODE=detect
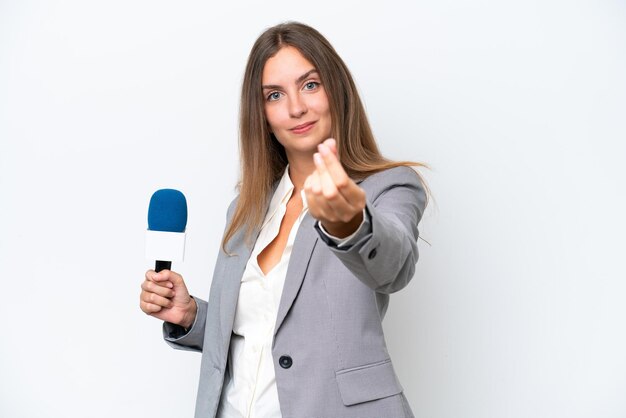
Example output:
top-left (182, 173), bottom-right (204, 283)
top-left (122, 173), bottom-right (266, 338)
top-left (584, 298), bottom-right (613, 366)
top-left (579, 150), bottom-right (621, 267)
top-left (155, 260), bottom-right (172, 273)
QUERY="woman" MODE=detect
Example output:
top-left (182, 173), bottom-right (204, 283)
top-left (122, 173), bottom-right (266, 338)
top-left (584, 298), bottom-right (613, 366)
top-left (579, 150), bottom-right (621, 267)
top-left (140, 22), bottom-right (427, 418)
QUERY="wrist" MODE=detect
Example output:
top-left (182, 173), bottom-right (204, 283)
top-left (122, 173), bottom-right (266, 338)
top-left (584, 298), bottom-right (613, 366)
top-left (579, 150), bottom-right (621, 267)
top-left (321, 210), bottom-right (364, 238)
top-left (181, 297), bottom-right (197, 330)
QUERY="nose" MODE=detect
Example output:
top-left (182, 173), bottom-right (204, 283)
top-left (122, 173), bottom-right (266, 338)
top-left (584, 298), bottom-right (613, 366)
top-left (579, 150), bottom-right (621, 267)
top-left (288, 94), bottom-right (307, 118)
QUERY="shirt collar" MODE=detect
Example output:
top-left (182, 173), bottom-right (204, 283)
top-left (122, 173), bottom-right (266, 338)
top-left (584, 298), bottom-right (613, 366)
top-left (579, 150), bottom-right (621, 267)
top-left (261, 165), bottom-right (308, 229)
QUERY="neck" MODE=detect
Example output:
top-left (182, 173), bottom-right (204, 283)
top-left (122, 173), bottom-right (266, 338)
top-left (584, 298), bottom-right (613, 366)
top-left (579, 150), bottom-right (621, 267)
top-left (286, 154), bottom-right (315, 193)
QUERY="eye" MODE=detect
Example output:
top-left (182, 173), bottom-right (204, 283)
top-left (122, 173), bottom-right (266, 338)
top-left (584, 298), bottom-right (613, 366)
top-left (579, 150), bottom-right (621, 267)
top-left (267, 91), bottom-right (282, 101)
top-left (303, 81), bottom-right (319, 91)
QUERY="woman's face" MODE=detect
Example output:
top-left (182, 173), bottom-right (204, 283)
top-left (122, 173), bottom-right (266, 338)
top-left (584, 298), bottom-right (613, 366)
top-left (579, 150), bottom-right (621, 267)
top-left (262, 46), bottom-right (332, 161)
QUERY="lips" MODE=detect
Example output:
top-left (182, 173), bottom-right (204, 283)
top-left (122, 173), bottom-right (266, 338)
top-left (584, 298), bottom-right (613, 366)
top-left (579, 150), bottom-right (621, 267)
top-left (291, 121), bottom-right (316, 134)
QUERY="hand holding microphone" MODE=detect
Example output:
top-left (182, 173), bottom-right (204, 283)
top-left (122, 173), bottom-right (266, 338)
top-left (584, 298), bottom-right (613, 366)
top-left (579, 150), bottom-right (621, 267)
top-left (140, 269), bottom-right (197, 329)
top-left (140, 189), bottom-right (196, 329)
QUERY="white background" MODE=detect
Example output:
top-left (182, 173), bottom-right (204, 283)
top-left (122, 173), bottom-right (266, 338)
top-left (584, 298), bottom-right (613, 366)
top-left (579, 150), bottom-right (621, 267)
top-left (1, 1), bottom-right (625, 417)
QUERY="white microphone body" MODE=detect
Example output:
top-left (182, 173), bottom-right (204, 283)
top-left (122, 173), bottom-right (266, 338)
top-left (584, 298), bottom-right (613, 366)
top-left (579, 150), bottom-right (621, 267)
top-left (145, 230), bottom-right (186, 268)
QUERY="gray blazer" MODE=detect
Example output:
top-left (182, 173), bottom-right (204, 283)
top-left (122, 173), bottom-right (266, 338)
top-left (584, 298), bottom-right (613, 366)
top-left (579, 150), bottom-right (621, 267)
top-left (163, 166), bottom-right (426, 418)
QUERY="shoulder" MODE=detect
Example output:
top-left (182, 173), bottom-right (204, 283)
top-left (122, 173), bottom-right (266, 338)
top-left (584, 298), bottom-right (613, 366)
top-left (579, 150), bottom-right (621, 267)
top-left (226, 194), bottom-right (240, 221)
top-left (358, 166), bottom-right (427, 220)
top-left (358, 166), bottom-right (424, 197)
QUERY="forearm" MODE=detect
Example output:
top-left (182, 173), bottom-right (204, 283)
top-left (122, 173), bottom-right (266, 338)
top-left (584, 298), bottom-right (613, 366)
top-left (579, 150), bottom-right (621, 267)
top-left (315, 168), bottom-right (426, 293)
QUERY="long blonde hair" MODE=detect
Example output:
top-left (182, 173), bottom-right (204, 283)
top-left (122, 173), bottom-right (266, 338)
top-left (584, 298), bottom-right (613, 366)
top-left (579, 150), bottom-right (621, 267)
top-left (223, 22), bottom-right (427, 252)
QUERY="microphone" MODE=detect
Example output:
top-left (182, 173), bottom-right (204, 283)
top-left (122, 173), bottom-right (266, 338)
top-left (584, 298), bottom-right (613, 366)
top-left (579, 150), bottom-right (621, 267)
top-left (145, 189), bottom-right (187, 272)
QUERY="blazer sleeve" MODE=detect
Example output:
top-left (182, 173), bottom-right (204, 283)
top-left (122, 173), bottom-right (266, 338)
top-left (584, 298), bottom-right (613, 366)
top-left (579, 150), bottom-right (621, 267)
top-left (315, 166), bottom-right (427, 294)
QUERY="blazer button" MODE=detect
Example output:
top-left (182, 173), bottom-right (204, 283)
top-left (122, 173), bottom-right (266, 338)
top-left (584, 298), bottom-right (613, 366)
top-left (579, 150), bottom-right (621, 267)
top-left (279, 355), bottom-right (293, 369)
top-left (368, 248), bottom-right (377, 259)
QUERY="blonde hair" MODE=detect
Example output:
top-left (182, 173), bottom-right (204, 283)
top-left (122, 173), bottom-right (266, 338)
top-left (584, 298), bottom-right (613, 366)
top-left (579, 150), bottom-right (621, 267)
top-left (223, 22), bottom-right (427, 252)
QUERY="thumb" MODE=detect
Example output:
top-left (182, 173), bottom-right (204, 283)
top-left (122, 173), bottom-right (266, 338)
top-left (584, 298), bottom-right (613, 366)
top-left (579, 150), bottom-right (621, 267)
top-left (325, 138), bottom-right (338, 156)
top-left (156, 271), bottom-right (190, 299)
top-left (152, 270), bottom-right (185, 288)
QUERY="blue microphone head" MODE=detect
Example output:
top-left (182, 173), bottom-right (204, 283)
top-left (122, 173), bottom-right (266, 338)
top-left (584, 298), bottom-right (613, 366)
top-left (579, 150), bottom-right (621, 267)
top-left (148, 189), bottom-right (188, 232)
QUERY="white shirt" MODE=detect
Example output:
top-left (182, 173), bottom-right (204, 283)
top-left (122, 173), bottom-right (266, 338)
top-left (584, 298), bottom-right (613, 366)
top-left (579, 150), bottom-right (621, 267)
top-left (217, 167), bottom-right (367, 418)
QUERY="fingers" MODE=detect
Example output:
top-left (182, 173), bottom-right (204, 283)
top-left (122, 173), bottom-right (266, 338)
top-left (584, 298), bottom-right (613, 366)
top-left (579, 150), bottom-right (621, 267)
top-left (141, 270), bottom-right (177, 315)
top-left (317, 141), bottom-right (364, 204)
top-left (307, 168), bottom-right (352, 223)
top-left (140, 300), bottom-right (163, 314)
top-left (146, 269), bottom-right (184, 289)
top-left (306, 140), bottom-right (365, 223)
top-left (140, 279), bottom-right (174, 308)
top-left (140, 291), bottom-right (172, 310)
top-left (312, 141), bottom-right (346, 202)
top-left (325, 138), bottom-right (337, 154)
top-left (141, 278), bottom-right (175, 299)
top-left (317, 140), bottom-right (349, 192)
top-left (140, 269), bottom-right (193, 327)
top-left (139, 290), bottom-right (172, 314)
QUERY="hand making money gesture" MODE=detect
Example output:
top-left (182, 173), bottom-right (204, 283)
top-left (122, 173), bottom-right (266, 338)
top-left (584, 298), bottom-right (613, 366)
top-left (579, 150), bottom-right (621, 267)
top-left (304, 138), bottom-right (366, 238)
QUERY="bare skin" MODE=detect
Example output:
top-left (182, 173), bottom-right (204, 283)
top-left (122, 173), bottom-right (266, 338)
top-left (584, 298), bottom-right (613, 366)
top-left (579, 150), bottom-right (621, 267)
top-left (257, 184), bottom-right (304, 276)
top-left (140, 269), bottom-right (197, 329)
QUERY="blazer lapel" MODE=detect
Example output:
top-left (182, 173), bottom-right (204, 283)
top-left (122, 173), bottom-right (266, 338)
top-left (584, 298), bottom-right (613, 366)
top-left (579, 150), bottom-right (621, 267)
top-left (274, 213), bottom-right (319, 335)
top-left (217, 185), bottom-right (278, 351)
top-left (274, 177), bottom-right (361, 334)
top-left (217, 227), bottom-right (261, 355)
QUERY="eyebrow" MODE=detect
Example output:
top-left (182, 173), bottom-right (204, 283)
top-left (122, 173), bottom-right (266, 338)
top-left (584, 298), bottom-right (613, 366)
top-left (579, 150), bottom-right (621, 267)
top-left (262, 69), bottom-right (319, 90)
